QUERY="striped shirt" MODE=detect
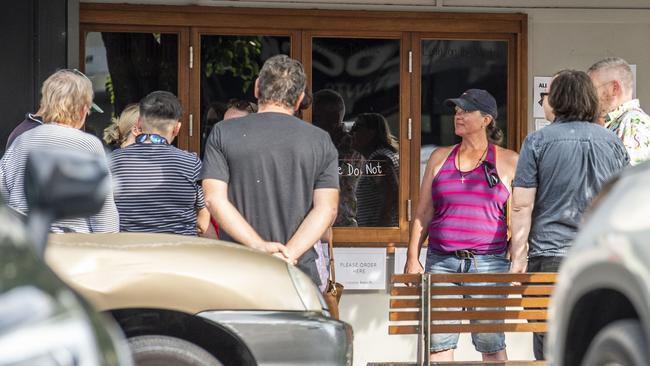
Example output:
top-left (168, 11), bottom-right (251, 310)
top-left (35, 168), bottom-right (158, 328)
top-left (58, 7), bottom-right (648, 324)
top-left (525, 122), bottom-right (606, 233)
top-left (109, 143), bottom-right (205, 236)
top-left (428, 144), bottom-right (509, 254)
top-left (0, 124), bottom-right (119, 233)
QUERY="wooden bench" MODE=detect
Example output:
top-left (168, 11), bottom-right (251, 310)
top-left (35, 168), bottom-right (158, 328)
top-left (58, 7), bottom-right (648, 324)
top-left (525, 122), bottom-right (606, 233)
top-left (369, 272), bottom-right (557, 366)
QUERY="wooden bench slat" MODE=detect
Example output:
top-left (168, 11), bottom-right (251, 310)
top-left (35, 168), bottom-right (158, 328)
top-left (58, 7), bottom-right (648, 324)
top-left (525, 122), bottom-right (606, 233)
top-left (430, 297), bottom-right (550, 308)
top-left (389, 310), bottom-right (548, 321)
top-left (430, 323), bottom-right (547, 333)
top-left (391, 273), bottom-right (557, 284)
top-left (390, 299), bottom-right (420, 308)
top-left (426, 273), bottom-right (557, 283)
top-left (389, 325), bottom-right (418, 334)
top-left (392, 273), bottom-right (421, 284)
top-left (388, 323), bottom-right (547, 334)
top-left (391, 285), bottom-right (554, 296)
top-left (390, 297), bottom-right (549, 309)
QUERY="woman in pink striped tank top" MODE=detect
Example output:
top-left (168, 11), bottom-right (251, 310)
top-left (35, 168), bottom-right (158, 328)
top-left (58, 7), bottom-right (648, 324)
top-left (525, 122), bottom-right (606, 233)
top-left (405, 89), bottom-right (519, 362)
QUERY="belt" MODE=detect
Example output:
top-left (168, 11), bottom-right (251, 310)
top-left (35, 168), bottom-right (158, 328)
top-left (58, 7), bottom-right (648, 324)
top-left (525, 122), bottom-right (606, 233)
top-left (453, 250), bottom-right (476, 259)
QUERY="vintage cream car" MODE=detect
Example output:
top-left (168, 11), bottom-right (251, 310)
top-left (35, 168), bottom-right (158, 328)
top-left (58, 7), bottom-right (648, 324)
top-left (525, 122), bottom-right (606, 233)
top-left (45, 233), bottom-right (353, 366)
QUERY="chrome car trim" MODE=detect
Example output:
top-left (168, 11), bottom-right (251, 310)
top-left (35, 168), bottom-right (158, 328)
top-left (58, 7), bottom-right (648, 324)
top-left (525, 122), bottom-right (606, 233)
top-left (197, 310), bottom-right (353, 366)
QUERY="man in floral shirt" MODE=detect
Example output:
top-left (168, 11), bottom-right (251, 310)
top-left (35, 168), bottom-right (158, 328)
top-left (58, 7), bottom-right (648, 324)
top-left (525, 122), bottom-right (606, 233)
top-left (588, 57), bottom-right (650, 165)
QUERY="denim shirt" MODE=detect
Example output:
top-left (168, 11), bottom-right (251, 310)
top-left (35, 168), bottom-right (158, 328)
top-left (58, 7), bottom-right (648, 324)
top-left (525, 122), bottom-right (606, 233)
top-left (513, 121), bottom-right (629, 257)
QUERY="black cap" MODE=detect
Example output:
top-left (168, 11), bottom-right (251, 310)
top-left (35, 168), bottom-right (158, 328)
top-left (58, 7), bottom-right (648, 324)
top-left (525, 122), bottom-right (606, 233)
top-left (444, 89), bottom-right (498, 120)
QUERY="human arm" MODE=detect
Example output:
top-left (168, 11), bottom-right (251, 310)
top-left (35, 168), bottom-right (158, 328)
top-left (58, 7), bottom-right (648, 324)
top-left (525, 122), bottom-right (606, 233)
top-left (404, 148), bottom-right (447, 274)
top-left (196, 207), bottom-right (210, 235)
top-left (508, 135), bottom-right (539, 273)
top-left (320, 226), bottom-right (333, 243)
top-left (509, 187), bottom-right (536, 273)
top-left (284, 188), bottom-right (339, 263)
top-left (202, 178), bottom-right (290, 259)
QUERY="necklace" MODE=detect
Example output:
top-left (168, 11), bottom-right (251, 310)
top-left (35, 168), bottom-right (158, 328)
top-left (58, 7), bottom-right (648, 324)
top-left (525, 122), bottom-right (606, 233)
top-left (457, 144), bottom-right (489, 184)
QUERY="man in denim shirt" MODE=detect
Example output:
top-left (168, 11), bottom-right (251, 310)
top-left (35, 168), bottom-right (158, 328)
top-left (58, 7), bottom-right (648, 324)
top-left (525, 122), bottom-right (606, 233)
top-left (509, 70), bottom-right (629, 360)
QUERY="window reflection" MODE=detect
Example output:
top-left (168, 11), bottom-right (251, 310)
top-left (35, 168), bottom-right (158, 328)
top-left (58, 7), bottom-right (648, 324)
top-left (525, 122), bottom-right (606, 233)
top-left (200, 35), bottom-right (290, 157)
top-left (420, 40), bottom-right (507, 182)
top-left (351, 113), bottom-right (399, 227)
top-left (84, 32), bottom-right (178, 148)
top-left (312, 37), bottom-right (400, 227)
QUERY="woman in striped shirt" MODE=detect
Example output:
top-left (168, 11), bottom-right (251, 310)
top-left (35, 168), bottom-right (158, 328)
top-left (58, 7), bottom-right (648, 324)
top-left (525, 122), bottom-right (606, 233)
top-left (0, 69), bottom-right (119, 233)
top-left (404, 89), bottom-right (518, 362)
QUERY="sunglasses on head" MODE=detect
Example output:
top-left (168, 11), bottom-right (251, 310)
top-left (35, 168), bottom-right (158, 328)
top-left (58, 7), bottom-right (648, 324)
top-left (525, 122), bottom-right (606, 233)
top-left (61, 68), bottom-right (104, 114)
top-left (482, 160), bottom-right (500, 188)
top-left (136, 133), bottom-right (168, 145)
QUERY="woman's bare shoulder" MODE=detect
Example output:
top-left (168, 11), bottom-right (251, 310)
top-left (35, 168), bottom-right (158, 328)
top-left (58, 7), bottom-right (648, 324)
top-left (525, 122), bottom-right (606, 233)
top-left (429, 145), bottom-right (455, 164)
top-left (495, 145), bottom-right (519, 166)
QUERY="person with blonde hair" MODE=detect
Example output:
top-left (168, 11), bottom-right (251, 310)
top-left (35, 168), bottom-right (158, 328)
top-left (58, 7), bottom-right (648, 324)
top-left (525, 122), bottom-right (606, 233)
top-left (103, 104), bottom-right (140, 149)
top-left (0, 69), bottom-right (119, 233)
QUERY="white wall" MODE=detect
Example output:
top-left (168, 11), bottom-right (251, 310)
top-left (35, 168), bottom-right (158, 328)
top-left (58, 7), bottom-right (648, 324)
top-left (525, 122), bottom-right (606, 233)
top-left (527, 9), bottom-right (650, 132)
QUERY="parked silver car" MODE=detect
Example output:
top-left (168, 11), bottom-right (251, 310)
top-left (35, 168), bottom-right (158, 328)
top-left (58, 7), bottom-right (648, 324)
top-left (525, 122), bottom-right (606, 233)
top-left (548, 163), bottom-right (650, 366)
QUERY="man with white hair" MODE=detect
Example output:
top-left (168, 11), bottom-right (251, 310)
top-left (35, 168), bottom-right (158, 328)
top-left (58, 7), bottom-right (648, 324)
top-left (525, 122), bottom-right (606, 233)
top-left (588, 57), bottom-right (650, 165)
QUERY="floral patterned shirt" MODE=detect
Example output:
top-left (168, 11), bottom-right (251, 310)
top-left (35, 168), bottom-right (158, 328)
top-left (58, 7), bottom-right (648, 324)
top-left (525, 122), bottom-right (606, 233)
top-left (605, 99), bottom-right (650, 166)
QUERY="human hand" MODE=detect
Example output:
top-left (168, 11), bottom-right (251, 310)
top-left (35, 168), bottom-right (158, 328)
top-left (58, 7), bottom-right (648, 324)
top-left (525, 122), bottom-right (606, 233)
top-left (404, 258), bottom-right (425, 274)
top-left (509, 256), bottom-right (528, 285)
top-left (272, 251), bottom-right (297, 265)
top-left (404, 258), bottom-right (424, 287)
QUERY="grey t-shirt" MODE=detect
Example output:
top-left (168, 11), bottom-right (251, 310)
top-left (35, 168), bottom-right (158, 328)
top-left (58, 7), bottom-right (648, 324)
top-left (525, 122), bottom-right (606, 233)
top-left (201, 112), bottom-right (339, 281)
top-left (513, 121), bottom-right (629, 258)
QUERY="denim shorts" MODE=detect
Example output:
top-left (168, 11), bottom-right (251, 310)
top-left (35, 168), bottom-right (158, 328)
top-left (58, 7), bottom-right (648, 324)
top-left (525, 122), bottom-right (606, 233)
top-left (424, 250), bottom-right (510, 354)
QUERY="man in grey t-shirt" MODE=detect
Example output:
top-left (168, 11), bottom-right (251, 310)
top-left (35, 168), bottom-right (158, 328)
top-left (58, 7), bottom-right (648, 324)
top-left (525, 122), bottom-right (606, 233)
top-left (509, 70), bottom-right (629, 360)
top-left (201, 55), bottom-right (339, 286)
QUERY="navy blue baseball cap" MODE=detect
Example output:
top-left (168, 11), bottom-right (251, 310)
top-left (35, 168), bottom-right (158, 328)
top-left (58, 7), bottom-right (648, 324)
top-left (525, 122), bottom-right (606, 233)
top-left (445, 89), bottom-right (498, 120)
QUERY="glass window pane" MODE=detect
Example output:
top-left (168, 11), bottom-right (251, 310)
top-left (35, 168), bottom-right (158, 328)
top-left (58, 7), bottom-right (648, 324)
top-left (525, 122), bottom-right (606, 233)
top-left (84, 32), bottom-right (178, 149)
top-left (420, 40), bottom-right (507, 182)
top-left (200, 35), bottom-right (290, 157)
top-left (312, 37), bottom-right (400, 228)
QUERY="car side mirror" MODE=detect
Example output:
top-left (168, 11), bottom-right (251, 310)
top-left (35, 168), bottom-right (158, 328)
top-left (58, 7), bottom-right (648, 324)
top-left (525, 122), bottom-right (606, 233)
top-left (24, 149), bottom-right (110, 256)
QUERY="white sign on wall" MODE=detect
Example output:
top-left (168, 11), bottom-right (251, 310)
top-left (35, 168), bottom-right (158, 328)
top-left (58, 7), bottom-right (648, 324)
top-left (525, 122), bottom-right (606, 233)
top-left (333, 248), bottom-right (386, 290)
top-left (393, 247), bottom-right (427, 274)
top-left (533, 76), bottom-right (552, 118)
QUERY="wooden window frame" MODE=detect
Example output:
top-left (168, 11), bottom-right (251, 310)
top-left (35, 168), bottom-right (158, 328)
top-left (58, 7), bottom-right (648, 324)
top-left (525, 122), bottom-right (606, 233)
top-left (410, 32), bottom-right (522, 224)
top-left (190, 28), bottom-right (300, 153)
top-left (79, 24), bottom-right (191, 148)
top-left (81, 4), bottom-right (527, 248)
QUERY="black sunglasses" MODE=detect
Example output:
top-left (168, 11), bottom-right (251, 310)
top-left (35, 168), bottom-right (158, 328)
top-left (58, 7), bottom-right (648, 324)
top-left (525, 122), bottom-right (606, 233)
top-left (538, 92), bottom-right (549, 107)
top-left (482, 161), bottom-right (500, 188)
